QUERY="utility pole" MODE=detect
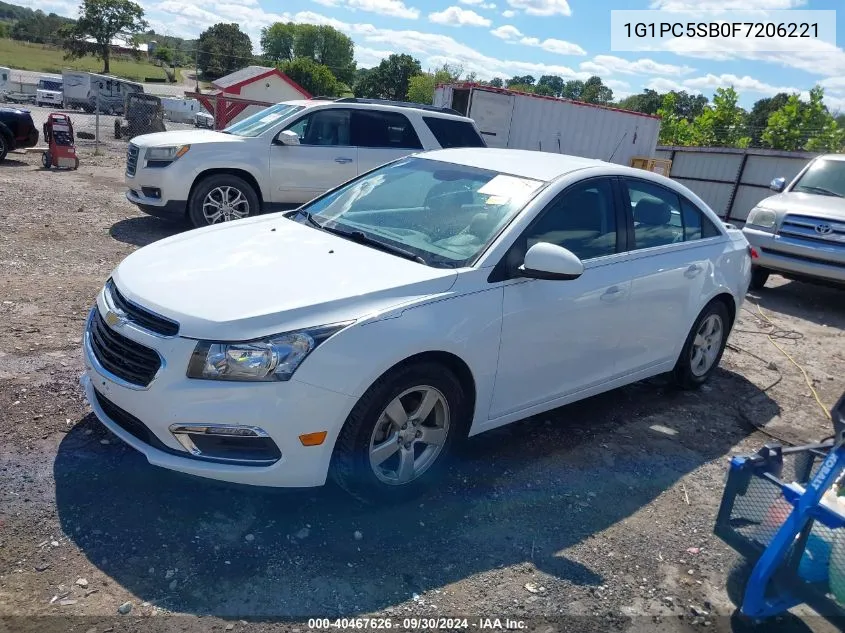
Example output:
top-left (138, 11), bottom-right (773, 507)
top-left (194, 47), bottom-right (199, 92)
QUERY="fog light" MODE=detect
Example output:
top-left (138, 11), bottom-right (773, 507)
top-left (141, 187), bottom-right (161, 199)
top-left (169, 424), bottom-right (281, 465)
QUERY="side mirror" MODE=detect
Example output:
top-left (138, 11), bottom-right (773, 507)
top-left (518, 242), bottom-right (584, 281)
top-left (770, 177), bottom-right (786, 193)
top-left (275, 130), bottom-right (300, 146)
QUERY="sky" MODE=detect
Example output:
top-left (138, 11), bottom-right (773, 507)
top-left (20, 0), bottom-right (845, 111)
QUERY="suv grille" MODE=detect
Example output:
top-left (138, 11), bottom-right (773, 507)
top-left (778, 214), bottom-right (845, 246)
top-left (89, 310), bottom-right (162, 387)
top-left (126, 143), bottom-right (139, 177)
top-left (107, 279), bottom-right (179, 337)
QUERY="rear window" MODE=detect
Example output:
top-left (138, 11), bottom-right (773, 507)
top-left (423, 116), bottom-right (486, 149)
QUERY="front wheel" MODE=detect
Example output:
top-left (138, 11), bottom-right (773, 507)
top-left (749, 267), bottom-right (770, 291)
top-left (0, 134), bottom-right (7, 163)
top-left (331, 362), bottom-right (469, 504)
top-left (672, 300), bottom-right (730, 389)
top-left (187, 174), bottom-right (259, 228)
top-left (42, 151), bottom-right (51, 169)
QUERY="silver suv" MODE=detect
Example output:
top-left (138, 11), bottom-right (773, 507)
top-left (743, 154), bottom-right (845, 290)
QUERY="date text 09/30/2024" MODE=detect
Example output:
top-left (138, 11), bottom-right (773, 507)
top-left (307, 618), bottom-right (528, 630)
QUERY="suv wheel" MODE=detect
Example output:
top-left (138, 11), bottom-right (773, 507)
top-left (749, 267), bottom-right (770, 291)
top-left (0, 133), bottom-right (7, 163)
top-left (331, 362), bottom-right (469, 504)
top-left (188, 174), bottom-right (259, 228)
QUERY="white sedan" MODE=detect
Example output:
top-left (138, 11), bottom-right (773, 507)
top-left (81, 148), bottom-right (752, 503)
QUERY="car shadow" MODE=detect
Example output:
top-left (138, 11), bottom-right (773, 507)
top-left (749, 278), bottom-right (845, 329)
top-left (1, 158), bottom-right (30, 168)
top-left (110, 216), bottom-right (185, 247)
top-left (54, 368), bottom-right (767, 620)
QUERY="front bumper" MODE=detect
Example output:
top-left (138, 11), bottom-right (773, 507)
top-left (125, 161), bottom-right (190, 217)
top-left (81, 291), bottom-right (357, 487)
top-left (743, 227), bottom-right (845, 285)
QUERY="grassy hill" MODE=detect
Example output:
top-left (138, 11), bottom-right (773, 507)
top-left (0, 39), bottom-right (167, 82)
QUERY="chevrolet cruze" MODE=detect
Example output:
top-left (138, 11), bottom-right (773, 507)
top-left (82, 148), bottom-right (751, 503)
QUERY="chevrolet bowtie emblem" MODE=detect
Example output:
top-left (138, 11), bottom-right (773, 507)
top-left (104, 309), bottom-right (126, 328)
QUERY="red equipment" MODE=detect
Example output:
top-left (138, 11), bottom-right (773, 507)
top-left (42, 113), bottom-right (79, 170)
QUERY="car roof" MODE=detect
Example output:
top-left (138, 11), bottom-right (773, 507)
top-left (817, 154), bottom-right (845, 161)
top-left (414, 148), bottom-right (608, 181)
top-left (281, 99), bottom-right (472, 121)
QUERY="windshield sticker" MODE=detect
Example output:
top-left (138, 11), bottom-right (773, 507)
top-left (484, 195), bottom-right (510, 206)
top-left (258, 112), bottom-right (283, 124)
top-left (478, 175), bottom-right (542, 199)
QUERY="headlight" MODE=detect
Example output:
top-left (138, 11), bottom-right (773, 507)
top-left (746, 207), bottom-right (778, 230)
top-left (186, 321), bottom-right (353, 382)
top-left (146, 145), bottom-right (190, 162)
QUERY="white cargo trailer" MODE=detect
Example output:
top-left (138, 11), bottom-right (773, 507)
top-left (434, 83), bottom-right (661, 166)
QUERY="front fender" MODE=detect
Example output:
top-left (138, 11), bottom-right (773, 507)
top-left (293, 285), bottom-right (505, 432)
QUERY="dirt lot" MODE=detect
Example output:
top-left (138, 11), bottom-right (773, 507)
top-left (0, 142), bottom-right (844, 633)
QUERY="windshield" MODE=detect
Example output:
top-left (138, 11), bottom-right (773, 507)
top-left (292, 157), bottom-right (546, 268)
top-left (223, 103), bottom-right (304, 137)
top-left (792, 159), bottom-right (845, 198)
top-left (38, 80), bottom-right (62, 91)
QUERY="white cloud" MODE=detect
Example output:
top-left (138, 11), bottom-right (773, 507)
top-left (491, 25), bottom-right (523, 40)
top-left (429, 6), bottom-right (491, 27)
top-left (645, 77), bottom-right (691, 93)
top-left (650, 0), bottom-right (805, 10)
top-left (354, 46), bottom-right (394, 68)
top-left (459, 0), bottom-right (496, 8)
top-left (682, 73), bottom-right (798, 96)
top-left (580, 55), bottom-right (694, 77)
top-left (311, 0), bottom-right (419, 19)
top-left (505, 0), bottom-right (570, 16)
top-left (490, 24), bottom-right (585, 55)
top-left (502, 9), bottom-right (516, 17)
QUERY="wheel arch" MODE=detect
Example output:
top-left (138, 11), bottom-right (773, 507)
top-left (189, 168), bottom-right (265, 212)
top-left (706, 291), bottom-right (738, 333)
top-left (0, 121), bottom-right (14, 150)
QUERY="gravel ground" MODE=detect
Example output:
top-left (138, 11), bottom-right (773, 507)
top-left (0, 143), bottom-right (844, 633)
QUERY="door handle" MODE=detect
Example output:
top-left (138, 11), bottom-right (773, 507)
top-left (602, 286), bottom-right (624, 300)
top-left (685, 264), bottom-right (702, 278)
top-left (334, 157), bottom-right (353, 164)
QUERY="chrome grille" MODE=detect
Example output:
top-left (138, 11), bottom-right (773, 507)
top-left (106, 279), bottom-right (179, 337)
top-left (778, 214), bottom-right (845, 246)
top-left (126, 143), bottom-right (139, 177)
top-left (89, 310), bottom-right (161, 387)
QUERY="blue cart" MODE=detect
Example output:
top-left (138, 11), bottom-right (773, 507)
top-left (714, 392), bottom-right (845, 628)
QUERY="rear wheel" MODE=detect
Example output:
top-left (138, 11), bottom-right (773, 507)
top-left (0, 134), bottom-right (7, 163)
top-left (750, 267), bottom-right (770, 291)
top-left (672, 300), bottom-right (730, 389)
top-left (331, 362), bottom-right (469, 504)
top-left (187, 174), bottom-right (259, 228)
top-left (42, 151), bottom-right (51, 168)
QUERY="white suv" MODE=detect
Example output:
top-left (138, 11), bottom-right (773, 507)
top-left (124, 98), bottom-right (486, 228)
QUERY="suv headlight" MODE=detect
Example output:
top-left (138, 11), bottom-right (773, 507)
top-left (746, 207), bottom-right (778, 230)
top-left (186, 321), bottom-right (353, 382)
top-left (146, 145), bottom-right (190, 164)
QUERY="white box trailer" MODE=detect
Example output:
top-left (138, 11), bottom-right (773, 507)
top-left (160, 97), bottom-right (203, 124)
top-left (434, 83), bottom-right (661, 166)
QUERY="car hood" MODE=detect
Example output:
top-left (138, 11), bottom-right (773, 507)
top-left (759, 191), bottom-right (845, 222)
top-left (112, 215), bottom-right (458, 341)
top-left (129, 129), bottom-right (243, 147)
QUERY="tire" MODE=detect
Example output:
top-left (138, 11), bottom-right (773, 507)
top-left (114, 119), bottom-right (122, 140)
top-left (331, 361), bottom-right (469, 505)
top-left (672, 299), bottom-right (731, 389)
top-left (187, 174), bottom-right (259, 228)
top-left (0, 133), bottom-right (7, 163)
top-left (750, 267), bottom-right (770, 291)
top-left (42, 151), bottom-right (51, 169)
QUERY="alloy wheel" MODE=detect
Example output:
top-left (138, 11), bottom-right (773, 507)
top-left (690, 313), bottom-right (723, 377)
top-left (202, 186), bottom-right (250, 224)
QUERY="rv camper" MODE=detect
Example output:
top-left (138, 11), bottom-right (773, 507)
top-left (61, 71), bottom-right (143, 114)
top-left (160, 97), bottom-right (203, 124)
top-left (0, 67), bottom-right (9, 96)
top-left (36, 75), bottom-right (63, 108)
top-left (434, 83), bottom-right (661, 167)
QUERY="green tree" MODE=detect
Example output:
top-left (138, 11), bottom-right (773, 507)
top-left (60, 0), bottom-right (147, 74)
top-left (506, 83), bottom-right (535, 94)
top-left (506, 74), bottom-right (535, 87)
top-left (9, 9), bottom-right (73, 43)
top-left (407, 64), bottom-right (462, 105)
top-left (0, 21), bottom-right (8, 38)
top-left (746, 93), bottom-right (789, 146)
top-left (690, 87), bottom-right (750, 148)
top-left (197, 23), bottom-right (253, 79)
top-left (354, 54), bottom-right (422, 101)
top-left (763, 86), bottom-right (844, 152)
top-left (657, 92), bottom-right (694, 145)
top-left (279, 57), bottom-right (337, 97)
top-left (153, 45), bottom-right (173, 65)
top-left (560, 79), bottom-right (585, 100)
top-left (489, 77), bottom-right (503, 88)
top-left (261, 22), bottom-right (355, 84)
top-left (537, 74), bottom-right (564, 97)
top-left (581, 76), bottom-right (613, 105)
top-left (617, 89), bottom-right (663, 115)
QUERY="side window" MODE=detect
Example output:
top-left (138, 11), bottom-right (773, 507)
top-left (423, 116), bottom-right (486, 148)
top-left (522, 179), bottom-right (618, 261)
top-left (681, 198), bottom-right (721, 239)
top-left (351, 110), bottom-right (423, 149)
top-left (284, 109), bottom-right (352, 146)
top-left (625, 179), bottom-right (683, 250)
